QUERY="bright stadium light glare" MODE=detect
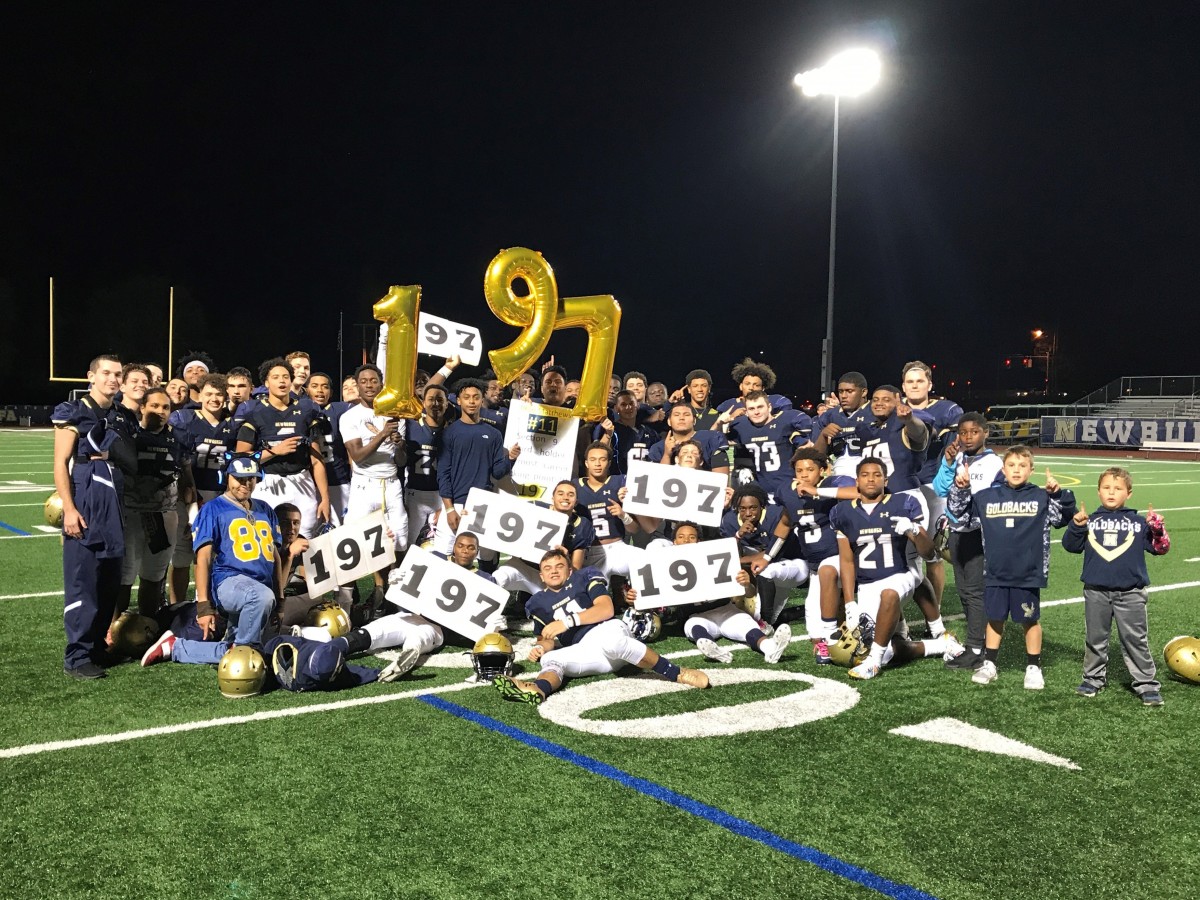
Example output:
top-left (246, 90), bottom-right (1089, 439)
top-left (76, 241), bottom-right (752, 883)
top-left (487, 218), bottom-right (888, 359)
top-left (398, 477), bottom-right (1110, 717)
top-left (793, 48), bottom-right (881, 98)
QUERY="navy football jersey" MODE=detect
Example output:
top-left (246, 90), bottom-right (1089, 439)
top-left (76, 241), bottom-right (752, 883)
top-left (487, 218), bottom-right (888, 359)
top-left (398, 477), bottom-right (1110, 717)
top-left (592, 420), bottom-right (659, 475)
top-left (717, 394), bottom-right (794, 415)
top-left (125, 423), bottom-right (185, 511)
top-left (237, 397), bottom-right (325, 476)
top-left (911, 398), bottom-right (963, 483)
top-left (719, 502), bottom-right (801, 558)
top-left (319, 401), bottom-right (354, 486)
top-left (647, 430), bottom-right (730, 470)
top-left (854, 414), bottom-right (930, 492)
top-left (177, 411), bottom-right (237, 494)
top-left (405, 419), bottom-right (444, 493)
top-left (192, 495), bottom-right (281, 596)
top-left (829, 493), bottom-right (923, 585)
top-left (575, 474), bottom-right (627, 542)
top-left (814, 404), bottom-right (872, 466)
top-left (727, 409), bottom-right (812, 497)
top-left (525, 566), bottom-right (610, 646)
top-left (775, 474), bottom-right (855, 565)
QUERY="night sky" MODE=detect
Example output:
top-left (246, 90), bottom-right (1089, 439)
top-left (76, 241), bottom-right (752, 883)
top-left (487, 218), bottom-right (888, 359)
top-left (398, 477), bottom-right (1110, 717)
top-left (3, 2), bottom-right (1198, 407)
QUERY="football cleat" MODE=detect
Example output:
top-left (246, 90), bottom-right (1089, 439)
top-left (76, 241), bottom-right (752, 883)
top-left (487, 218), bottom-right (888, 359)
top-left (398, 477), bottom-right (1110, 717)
top-left (1024, 665), bottom-right (1044, 690)
top-left (848, 659), bottom-right (881, 680)
top-left (494, 675), bottom-right (543, 705)
top-left (813, 639), bottom-right (833, 665)
top-left (761, 623), bottom-right (792, 664)
top-left (472, 632), bottom-right (515, 681)
top-left (1163, 635), bottom-right (1200, 684)
top-left (140, 630), bottom-right (176, 667)
top-left (972, 660), bottom-right (999, 685)
top-left (695, 638), bottom-right (733, 664)
top-left (377, 646), bottom-right (421, 683)
top-left (942, 633), bottom-right (966, 663)
top-left (217, 645), bottom-right (266, 698)
top-left (675, 667), bottom-right (710, 689)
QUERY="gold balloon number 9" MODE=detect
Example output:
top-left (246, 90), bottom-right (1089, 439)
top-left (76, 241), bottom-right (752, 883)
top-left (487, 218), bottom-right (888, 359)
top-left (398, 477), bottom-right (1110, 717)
top-left (485, 248), bottom-right (620, 422)
top-left (372, 248), bottom-right (620, 422)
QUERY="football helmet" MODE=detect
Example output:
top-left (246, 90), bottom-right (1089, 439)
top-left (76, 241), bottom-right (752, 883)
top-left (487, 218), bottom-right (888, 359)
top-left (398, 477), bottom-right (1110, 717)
top-left (306, 602), bottom-right (351, 638)
top-left (109, 612), bottom-right (160, 658)
top-left (1164, 635), bottom-right (1200, 685)
top-left (44, 491), bottom-right (64, 529)
top-left (217, 645), bottom-right (267, 699)
top-left (472, 632), bottom-right (515, 680)
top-left (622, 608), bottom-right (663, 642)
top-left (827, 622), bottom-right (869, 668)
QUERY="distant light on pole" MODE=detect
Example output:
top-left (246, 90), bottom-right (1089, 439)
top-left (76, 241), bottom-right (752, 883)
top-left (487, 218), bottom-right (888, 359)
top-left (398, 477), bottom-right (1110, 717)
top-left (794, 47), bottom-right (881, 396)
top-left (1031, 329), bottom-right (1044, 339)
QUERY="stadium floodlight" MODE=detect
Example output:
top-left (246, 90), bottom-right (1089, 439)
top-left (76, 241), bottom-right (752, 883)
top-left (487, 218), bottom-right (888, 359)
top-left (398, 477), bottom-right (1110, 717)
top-left (794, 48), bottom-right (881, 395)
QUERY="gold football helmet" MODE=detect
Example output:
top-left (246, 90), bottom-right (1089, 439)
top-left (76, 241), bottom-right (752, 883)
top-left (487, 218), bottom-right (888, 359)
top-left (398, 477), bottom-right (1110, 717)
top-left (109, 613), bottom-right (160, 658)
top-left (217, 646), bottom-right (267, 699)
top-left (307, 602), bottom-right (351, 638)
top-left (471, 632), bottom-right (514, 680)
top-left (44, 491), bottom-right (64, 529)
top-left (827, 622), bottom-right (869, 668)
top-left (1164, 635), bottom-right (1200, 685)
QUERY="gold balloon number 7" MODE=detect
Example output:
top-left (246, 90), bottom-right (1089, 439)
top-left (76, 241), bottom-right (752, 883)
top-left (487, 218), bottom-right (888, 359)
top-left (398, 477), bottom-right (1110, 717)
top-left (373, 248), bottom-right (621, 422)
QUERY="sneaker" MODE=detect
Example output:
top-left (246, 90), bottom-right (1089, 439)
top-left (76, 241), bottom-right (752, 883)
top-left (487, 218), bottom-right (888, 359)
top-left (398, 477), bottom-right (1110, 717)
top-left (675, 667), bottom-right (710, 689)
top-left (761, 623), bottom-right (792, 664)
top-left (942, 633), bottom-right (966, 663)
top-left (1141, 691), bottom-right (1165, 707)
top-left (972, 659), bottom-right (998, 685)
top-left (695, 638), bottom-right (733, 664)
top-left (494, 676), bottom-right (544, 705)
top-left (64, 661), bottom-right (107, 680)
top-left (1075, 682), bottom-right (1101, 698)
top-left (377, 646), bottom-right (421, 683)
top-left (1024, 665), bottom-right (1045, 690)
top-left (848, 659), bottom-right (881, 680)
top-left (946, 647), bottom-right (983, 670)
top-left (814, 639), bottom-right (833, 666)
top-left (140, 630), bottom-right (176, 667)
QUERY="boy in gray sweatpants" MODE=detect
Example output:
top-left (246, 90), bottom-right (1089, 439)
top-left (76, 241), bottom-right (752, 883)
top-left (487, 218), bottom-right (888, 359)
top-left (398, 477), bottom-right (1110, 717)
top-left (1061, 466), bottom-right (1170, 706)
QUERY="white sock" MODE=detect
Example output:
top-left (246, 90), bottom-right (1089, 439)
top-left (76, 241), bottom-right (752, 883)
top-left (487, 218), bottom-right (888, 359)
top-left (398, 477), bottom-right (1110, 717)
top-left (927, 617), bottom-right (945, 638)
top-left (844, 601), bottom-right (861, 625)
top-left (923, 635), bottom-right (946, 657)
top-left (866, 642), bottom-right (885, 665)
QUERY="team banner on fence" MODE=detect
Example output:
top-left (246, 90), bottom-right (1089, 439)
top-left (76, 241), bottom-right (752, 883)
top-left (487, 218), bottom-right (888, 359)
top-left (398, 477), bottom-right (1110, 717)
top-left (1040, 417), bottom-right (1200, 448)
top-left (460, 486), bottom-right (568, 563)
top-left (621, 460), bottom-right (728, 527)
top-left (500, 399), bottom-right (580, 499)
top-left (302, 511), bottom-right (396, 597)
top-left (630, 538), bottom-right (743, 610)
top-left (416, 312), bottom-right (483, 366)
top-left (386, 545), bottom-right (508, 642)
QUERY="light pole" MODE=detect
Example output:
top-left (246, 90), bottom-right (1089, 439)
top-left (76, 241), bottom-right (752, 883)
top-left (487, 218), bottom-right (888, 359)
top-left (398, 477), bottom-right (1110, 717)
top-left (794, 48), bottom-right (881, 396)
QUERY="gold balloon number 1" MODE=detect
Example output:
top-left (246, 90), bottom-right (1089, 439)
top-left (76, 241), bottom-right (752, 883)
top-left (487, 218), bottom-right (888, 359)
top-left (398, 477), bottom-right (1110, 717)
top-left (373, 248), bottom-right (620, 422)
top-left (484, 247), bottom-right (620, 422)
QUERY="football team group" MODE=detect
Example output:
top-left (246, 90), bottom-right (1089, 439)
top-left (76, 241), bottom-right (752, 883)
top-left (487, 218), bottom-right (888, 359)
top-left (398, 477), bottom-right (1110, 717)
top-left (50, 343), bottom-right (1174, 707)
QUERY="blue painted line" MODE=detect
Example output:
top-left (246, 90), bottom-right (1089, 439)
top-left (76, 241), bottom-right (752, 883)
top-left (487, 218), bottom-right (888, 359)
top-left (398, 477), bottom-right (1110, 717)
top-left (419, 694), bottom-right (937, 900)
top-left (0, 520), bottom-right (30, 536)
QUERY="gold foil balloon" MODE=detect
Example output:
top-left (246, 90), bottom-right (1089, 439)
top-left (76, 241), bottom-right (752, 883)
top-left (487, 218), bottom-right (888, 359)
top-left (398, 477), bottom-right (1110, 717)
top-left (373, 284), bottom-right (424, 419)
top-left (484, 247), bottom-right (620, 422)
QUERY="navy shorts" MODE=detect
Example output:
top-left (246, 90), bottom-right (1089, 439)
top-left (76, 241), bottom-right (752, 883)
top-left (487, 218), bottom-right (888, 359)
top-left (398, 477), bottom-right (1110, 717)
top-left (984, 586), bottom-right (1040, 624)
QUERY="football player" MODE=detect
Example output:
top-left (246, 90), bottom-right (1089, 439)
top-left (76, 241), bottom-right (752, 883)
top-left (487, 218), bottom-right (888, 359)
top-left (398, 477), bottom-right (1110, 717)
top-left (829, 458), bottom-right (963, 680)
top-left (623, 371), bottom-right (648, 403)
top-left (406, 383), bottom-right (448, 546)
top-left (145, 363), bottom-right (164, 386)
top-left (306, 372), bottom-right (353, 526)
top-left (667, 368), bottom-right (720, 430)
top-left (235, 357), bottom-right (331, 537)
top-left (717, 358), bottom-right (793, 417)
top-left (812, 371), bottom-right (872, 477)
top-left (648, 403), bottom-right (730, 473)
top-left (722, 390), bottom-right (812, 501)
top-left (493, 549), bottom-right (709, 704)
top-left (116, 386), bottom-right (190, 617)
top-left (175, 351), bottom-right (216, 411)
top-left (493, 480), bottom-right (596, 594)
top-left (722, 484), bottom-right (807, 625)
top-left (340, 363), bottom-right (408, 552)
top-left (341, 375), bottom-right (359, 404)
top-left (53, 353), bottom-right (137, 679)
top-left (594, 390), bottom-right (658, 475)
top-left (646, 382), bottom-right (668, 408)
top-left (285, 350), bottom-right (311, 394)
top-left (225, 367), bottom-right (254, 412)
top-left (119, 364), bottom-right (151, 418)
top-left (576, 442), bottom-right (643, 578)
top-left (165, 378), bottom-right (189, 409)
top-left (140, 455), bottom-right (283, 668)
top-left (435, 379), bottom-right (520, 555)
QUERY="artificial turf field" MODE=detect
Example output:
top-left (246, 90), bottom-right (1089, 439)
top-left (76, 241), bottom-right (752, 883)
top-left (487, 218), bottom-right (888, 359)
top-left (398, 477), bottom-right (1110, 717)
top-left (1, 428), bottom-right (1198, 900)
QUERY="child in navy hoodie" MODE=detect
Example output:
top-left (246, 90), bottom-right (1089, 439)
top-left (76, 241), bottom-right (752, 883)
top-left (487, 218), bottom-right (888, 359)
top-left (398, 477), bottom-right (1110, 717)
top-left (1061, 467), bottom-right (1170, 706)
top-left (949, 445), bottom-right (1075, 690)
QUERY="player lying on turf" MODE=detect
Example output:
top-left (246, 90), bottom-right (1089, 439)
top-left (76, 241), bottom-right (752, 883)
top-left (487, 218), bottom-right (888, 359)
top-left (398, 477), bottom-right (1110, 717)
top-left (494, 549), bottom-right (710, 705)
